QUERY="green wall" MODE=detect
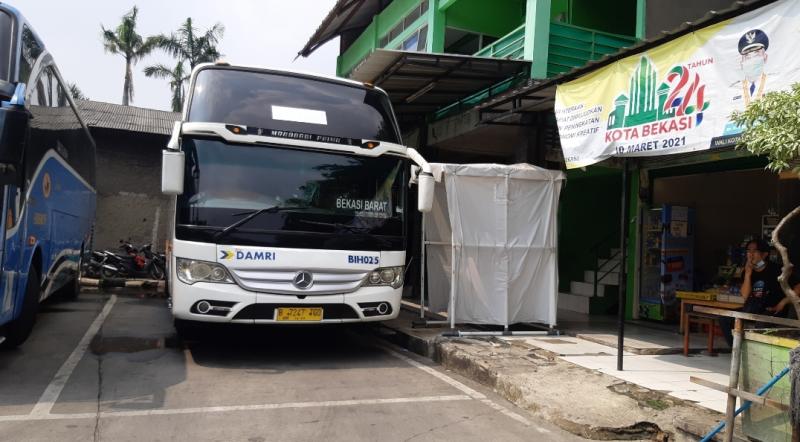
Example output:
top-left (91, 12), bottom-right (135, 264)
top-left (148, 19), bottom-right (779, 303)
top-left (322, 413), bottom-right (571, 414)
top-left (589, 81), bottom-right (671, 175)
top-left (337, 0), bottom-right (642, 76)
top-left (338, 21), bottom-right (378, 77)
top-left (445, 0), bottom-right (525, 37)
top-left (377, 0), bottom-right (427, 36)
top-left (558, 167), bottom-right (622, 293)
top-left (337, 0), bottom-right (427, 76)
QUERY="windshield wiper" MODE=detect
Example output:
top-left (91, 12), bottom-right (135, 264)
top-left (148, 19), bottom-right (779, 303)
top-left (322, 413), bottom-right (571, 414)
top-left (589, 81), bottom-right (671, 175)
top-left (296, 220), bottom-right (394, 247)
top-left (212, 205), bottom-right (310, 242)
top-left (296, 219), bottom-right (371, 233)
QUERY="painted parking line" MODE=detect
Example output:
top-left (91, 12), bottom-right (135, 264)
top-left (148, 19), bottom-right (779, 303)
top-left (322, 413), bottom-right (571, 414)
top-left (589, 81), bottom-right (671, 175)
top-left (29, 295), bottom-right (117, 417)
top-left (0, 395), bottom-right (473, 422)
top-left (5, 297), bottom-right (534, 432)
top-left (377, 344), bottom-right (537, 429)
top-left (376, 344), bottom-right (486, 400)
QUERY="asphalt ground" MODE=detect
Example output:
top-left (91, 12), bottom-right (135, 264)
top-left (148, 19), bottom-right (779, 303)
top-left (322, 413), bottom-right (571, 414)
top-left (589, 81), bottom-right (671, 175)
top-left (0, 291), bottom-right (582, 441)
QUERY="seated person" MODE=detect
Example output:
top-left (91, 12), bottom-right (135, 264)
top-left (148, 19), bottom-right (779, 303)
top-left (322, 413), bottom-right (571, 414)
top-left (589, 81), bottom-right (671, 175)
top-left (720, 239), bottom-right (783, 346)
top-left (766, 272), bottom-right (800, 319)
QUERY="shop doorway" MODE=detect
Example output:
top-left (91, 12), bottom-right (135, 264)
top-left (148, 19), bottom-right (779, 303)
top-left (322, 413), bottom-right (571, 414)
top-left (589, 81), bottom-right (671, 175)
top-left (639, 167), bottom-right (800, 322)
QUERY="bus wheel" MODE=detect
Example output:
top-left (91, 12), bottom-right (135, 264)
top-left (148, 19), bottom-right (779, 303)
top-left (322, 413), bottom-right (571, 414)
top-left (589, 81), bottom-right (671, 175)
top-left (0, 269), bottom-right (41, 350)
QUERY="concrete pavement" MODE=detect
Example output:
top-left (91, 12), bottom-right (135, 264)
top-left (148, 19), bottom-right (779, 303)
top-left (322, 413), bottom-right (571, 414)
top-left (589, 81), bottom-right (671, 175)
top-left (378, 309), bottom-right (748, 441)
top-left (0, 291), bottom-right (579, 441)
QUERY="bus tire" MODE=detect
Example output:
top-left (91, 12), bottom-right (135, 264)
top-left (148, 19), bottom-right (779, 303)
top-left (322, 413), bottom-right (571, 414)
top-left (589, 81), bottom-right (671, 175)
top-left (0, 269), bottom-right (41, 350)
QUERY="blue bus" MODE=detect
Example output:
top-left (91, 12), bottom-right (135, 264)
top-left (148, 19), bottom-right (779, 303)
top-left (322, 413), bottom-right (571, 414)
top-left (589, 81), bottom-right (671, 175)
top-left (0, 5), bottom-right (96, 348)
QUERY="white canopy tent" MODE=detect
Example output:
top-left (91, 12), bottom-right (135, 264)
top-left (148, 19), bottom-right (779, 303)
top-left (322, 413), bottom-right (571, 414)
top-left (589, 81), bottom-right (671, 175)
top-left (421, 163), bottom-right (565, 330)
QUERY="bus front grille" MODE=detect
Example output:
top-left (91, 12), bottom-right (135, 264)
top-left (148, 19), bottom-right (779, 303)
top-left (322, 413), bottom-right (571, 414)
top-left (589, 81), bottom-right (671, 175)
top-left (228, 268), bottom-right (369, 295)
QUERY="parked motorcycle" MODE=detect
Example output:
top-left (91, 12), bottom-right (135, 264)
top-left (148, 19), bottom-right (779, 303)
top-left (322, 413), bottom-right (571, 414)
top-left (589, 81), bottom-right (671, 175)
top-left (85, 241), bottom-right (166, 280)
top-left (82, 250), bottom-right (114, 279)
top-left (140, 244), bottom-right (166, 280)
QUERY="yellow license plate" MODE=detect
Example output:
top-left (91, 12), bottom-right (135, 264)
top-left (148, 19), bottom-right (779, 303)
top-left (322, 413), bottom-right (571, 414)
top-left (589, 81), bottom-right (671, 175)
top-left (276, 307), bottom-right (323, 321)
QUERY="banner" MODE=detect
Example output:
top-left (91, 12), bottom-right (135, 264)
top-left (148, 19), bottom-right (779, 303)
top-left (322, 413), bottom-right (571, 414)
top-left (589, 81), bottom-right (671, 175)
top-left (555, 0), bottom-right (800, 169)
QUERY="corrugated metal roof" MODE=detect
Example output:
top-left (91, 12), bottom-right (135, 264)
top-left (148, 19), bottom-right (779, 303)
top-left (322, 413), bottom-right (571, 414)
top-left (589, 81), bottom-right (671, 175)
top-left (298, 0), bottom-right (390, 58)
top-left (348, 50), bottom-right (530, 127)
top-left (76, 100), bottom-right (180, 136)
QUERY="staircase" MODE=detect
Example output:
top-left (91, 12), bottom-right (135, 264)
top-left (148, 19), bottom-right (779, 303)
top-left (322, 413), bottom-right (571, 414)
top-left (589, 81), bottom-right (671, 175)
top-left (559, 248), bottom-right (621, 315)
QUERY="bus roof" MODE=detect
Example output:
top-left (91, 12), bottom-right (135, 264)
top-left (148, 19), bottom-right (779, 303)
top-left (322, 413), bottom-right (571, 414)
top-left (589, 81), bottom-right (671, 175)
top-left (182, 63), bottom-right (398, 136)
top-left (190, 62), bottom-right (390, 97)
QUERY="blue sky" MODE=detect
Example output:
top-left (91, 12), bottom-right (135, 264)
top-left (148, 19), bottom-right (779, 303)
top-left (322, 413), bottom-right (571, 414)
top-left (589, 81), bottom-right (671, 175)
top-left (19, 0), bottom-right (340, 111)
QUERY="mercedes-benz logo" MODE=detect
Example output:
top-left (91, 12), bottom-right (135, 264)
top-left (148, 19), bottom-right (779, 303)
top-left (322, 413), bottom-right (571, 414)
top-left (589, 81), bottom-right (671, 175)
top-left (292, 271), bottom-right (314, 290)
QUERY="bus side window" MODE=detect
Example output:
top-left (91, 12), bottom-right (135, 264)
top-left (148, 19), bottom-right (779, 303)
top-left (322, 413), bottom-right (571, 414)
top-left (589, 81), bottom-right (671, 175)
top-left (56, 79), bottom-right (68, 107)
top-left (47, 69), bottom-right (58, 107)
top-left (50, 67), bottom-right (95, 186)
top-left (19, 25), bottom-right (42, 84)
top-left (29, 75), bottom-right (48, 107)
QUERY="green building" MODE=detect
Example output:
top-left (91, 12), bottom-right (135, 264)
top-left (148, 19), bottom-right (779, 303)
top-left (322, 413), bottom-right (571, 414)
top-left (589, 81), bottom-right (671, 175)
top-left (299, 0), bottom-right (791, 324)
top-left (299, 0), bottom-right (641, 164)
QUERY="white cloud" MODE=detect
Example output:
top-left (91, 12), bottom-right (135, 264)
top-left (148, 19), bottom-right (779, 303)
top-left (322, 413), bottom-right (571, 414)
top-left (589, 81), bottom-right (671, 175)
top-left (19, 0), bottom-right (340, 110)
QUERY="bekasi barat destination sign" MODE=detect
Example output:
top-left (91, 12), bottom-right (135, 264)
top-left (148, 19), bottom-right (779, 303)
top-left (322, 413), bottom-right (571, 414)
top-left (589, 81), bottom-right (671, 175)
top-left (554, 0), bottom-right (800, 169)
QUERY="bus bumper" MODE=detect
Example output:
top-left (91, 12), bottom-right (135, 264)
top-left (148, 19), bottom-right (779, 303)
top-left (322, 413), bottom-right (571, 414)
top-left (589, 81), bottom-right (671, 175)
top-left (170, 277), bottom-right (402, 324)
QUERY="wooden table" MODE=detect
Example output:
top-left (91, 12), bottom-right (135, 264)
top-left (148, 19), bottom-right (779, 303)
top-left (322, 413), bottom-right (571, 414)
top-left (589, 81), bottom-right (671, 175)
top-left (679, 299), bottom-right (743, 334)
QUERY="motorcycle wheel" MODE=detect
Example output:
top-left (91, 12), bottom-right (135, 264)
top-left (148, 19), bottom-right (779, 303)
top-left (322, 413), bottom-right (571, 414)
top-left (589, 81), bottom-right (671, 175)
top-left (149, 264), bottom-right (165, 281)
top-left (101, 267), bottom-right (119, 279)
top-left (83, 262), bottom-right (98, 279)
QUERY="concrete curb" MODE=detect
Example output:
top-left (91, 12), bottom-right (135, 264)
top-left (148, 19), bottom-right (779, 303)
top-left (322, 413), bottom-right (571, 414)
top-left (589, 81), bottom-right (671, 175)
top-left (378, 319), bottom-right (744, 441)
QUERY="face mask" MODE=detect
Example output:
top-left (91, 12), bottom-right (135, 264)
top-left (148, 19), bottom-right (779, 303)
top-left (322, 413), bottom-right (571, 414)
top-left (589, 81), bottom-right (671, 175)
top-left (742, 57), bottom-right (765, 82)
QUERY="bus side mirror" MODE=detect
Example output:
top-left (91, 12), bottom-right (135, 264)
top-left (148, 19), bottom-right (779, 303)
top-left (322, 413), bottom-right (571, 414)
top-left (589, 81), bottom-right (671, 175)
top-left (161, 150), bottom-right (185, 195)
top-left (417, 172), bottom-right (434, 213)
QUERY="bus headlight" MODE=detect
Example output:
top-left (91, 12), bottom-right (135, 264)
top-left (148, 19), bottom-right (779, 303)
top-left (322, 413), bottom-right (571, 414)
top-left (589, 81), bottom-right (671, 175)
top-left (365, 266), bottom-right (404, 289)
top-left (176, 258), bottom-right (234, 285)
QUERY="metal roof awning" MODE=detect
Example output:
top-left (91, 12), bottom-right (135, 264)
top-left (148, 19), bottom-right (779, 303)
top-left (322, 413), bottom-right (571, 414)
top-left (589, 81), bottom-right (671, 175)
top-left (298, 0), bottom-right (388, 58)
top-left (349, 50), bottom-right (530, 124)
top-left (477, 81), bottom-right (558, 126)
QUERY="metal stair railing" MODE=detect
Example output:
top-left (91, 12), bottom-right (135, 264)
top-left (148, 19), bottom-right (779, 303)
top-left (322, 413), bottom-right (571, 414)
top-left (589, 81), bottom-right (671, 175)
top-left (590, 232), bottom-right (622, 298)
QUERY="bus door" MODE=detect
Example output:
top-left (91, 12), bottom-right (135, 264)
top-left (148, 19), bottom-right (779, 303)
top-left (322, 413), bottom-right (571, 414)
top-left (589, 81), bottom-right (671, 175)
top-left (0, 185), bottom-right (14, 321)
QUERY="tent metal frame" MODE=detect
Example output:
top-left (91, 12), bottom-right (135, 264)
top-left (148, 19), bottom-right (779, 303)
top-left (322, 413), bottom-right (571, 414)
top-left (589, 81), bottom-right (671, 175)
top-left (415, 211), bottom-right (558, 337)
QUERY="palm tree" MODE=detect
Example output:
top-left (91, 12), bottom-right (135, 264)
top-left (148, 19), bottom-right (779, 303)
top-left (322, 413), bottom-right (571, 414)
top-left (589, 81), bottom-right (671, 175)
top-left (153, 18), bottom-right (225, 70)
top-left (144, 61), bottom-right (188, 112)
top-left (101, 6), bottom-right (157, 105)
top-left (68, 83), bottom-right (88, 101)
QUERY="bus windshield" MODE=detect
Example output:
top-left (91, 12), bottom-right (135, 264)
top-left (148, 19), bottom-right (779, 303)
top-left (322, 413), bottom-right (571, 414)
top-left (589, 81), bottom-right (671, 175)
top-left (176, 138), bottom-right (407, 250)
top-left (187, 68), bottom-right (401, 144)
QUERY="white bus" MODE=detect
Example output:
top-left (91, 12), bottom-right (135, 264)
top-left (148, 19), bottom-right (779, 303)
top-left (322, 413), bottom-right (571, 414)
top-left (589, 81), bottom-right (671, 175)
top-left (161, 63), bottom-right (433, 332)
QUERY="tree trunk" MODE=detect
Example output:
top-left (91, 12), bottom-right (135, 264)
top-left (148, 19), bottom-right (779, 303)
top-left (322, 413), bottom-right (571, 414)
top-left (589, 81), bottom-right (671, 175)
top-left (171, 86), bottom-right (181, 113)
top-left (122, 58), bottom-right (133, 106)
top-left (772, 204), bottom-right (800, 318)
